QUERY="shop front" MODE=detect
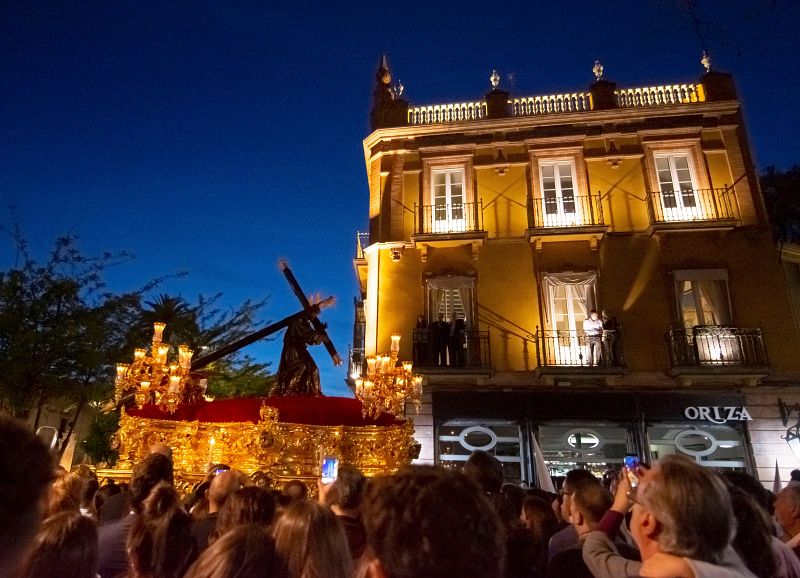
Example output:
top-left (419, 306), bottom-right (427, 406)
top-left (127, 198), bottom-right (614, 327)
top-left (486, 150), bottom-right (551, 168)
top-left (432, 390), bottom-right (755, 486)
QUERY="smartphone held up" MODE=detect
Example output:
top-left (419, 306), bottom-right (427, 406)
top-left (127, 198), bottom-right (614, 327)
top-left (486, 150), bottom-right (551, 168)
top-left (624, 453), bottom-right (640, 489)
top-left (321, 456), bottom-right (340, 485)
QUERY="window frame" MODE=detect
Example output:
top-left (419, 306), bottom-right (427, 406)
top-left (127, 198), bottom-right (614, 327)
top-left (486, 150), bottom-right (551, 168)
top-left (643, 140), bottom-right (712, 220)
top-left (672, 269), bottom-right (732, 329)
top-left (420, 154), bottom-right (475, 233)
top-left (529, 147), bottom-right (589, 228)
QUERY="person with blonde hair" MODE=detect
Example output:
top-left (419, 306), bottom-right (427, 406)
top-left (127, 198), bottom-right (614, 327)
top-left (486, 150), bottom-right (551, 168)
top-left (272, 499), bottom-right (352, 578)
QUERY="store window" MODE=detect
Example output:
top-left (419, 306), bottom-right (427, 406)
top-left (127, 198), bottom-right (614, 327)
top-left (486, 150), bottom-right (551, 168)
top-left (647, 423), bottom-right (747, 470)
top-left (537, 421), bottom-right (630, 479)
top-left (437, 419), bottom-right (526, 484)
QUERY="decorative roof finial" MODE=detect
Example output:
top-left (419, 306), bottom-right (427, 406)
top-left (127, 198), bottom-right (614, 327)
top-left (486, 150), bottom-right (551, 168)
top-left (376, 54), bottom-right (392, 86)
top-left (393, 80), bottom-right (404, 98)
top-left (593, 60), bottom-right (604, 81)
top-left (701, 51), bottom-right (711, 72)
top-left (490, 70), bottom-right (500, 90)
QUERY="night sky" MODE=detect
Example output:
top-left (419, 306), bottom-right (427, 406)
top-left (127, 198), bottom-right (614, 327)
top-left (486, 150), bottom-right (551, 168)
top-left (2, 1), bottom-right (798, 397)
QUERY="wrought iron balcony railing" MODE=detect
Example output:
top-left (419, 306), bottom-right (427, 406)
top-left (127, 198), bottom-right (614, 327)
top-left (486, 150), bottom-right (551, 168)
top-left (412, 329), bottom-right (491, 369)
top-left (414, 201), bottom-right (484, 235)
top-left (535, 328), bottom-right (624, 368)
top-left (647, 187), bottom-right (737, 224)
top-left (666, 327), bottom-right (769, 368)
top-left (528, 193), bottom-right (604, 229)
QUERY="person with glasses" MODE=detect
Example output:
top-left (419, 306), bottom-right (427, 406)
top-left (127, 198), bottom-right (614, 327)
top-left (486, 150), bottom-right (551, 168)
top-left (582, 455), bottom-right (755, 578)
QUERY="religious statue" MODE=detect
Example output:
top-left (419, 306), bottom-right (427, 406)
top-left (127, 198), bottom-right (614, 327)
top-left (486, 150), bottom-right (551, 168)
top-left (271, 315), bottom-right (326, 397)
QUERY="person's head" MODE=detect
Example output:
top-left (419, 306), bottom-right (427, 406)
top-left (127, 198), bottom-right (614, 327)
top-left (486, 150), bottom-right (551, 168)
top-left (0, 417), bottom-right (55, 574)
top-left (722, 471), bottom-right (773, 514)
top-left (727, 486), bottom-right (777, 578)
top-left (362, 465), bottom-right (505, 578)
top-left (80, 476), bottom-right (99, 510)
top-left (791, 469), bottom-right (800, 483)
top-left (570, 482), bottom-right (612, 536)
top-left (463, 450), bottom-right (504, 494)
top-left (17, 511), bottom-right (97, 578)
top-left (501, 483), bottom-right (526, 518)
top-left (129, 453), bottom-right (173, 513)
top-left (183, 525), bottom-right (277, 578)
top-left (630, 455), bottom-right (734, 564)
top-left (559, 468), bottom-right (598, 523)
top-left (589, 309), bottom-right (598, 319)
top-left (775, 484), bottom-right (800, 537)
top-left (127, 483), bottom-right (194, 578)
top-left (215, 486), bottom-right (277, 540)
top-left (417, 315), bottom-right (425, 324)
top-left (272, 499), bottom-right (352, 578)
top-left (280, 479), bottom-right (308, 505)
top-left (601, 310), bottom-right (610, 320)
top-left (520, 496), bottom-right (560, 545)
top-left (208, 470), bottom-right (241, 514)
top-left (46, 471), bottom-right (83, 517)
top-left (148, 442), bottom-right (173, 462)
top-left (330, 465), bottom-right (366, 512)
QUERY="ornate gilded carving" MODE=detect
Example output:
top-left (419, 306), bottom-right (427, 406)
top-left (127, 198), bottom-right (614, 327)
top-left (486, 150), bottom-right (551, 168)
top-left (103, 402), bottom-right (417, 489)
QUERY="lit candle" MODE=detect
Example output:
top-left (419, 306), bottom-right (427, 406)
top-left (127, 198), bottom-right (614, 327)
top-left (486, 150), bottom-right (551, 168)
top-left (169, 375), bottom-right (181, 392)
top-left (169, 363), bottom-right (179, 374)
top-left (355, 378), bottom-right (363, 394)
top-left (366, 356), bottom-right (377, 374)
top-left (178, 345), bottom-right (194, 370)
top-left (116, 363), bottom-right (129, 384)
top-left (156, 343), bottom-right (170, 364)
top-left (390, 333), bottom-right (401, 353)
top-left (402, 361), bottom-right (413, 373)
top-left (382, 355), bottom-right (392, 372)
top-left (134, 348), bottom-right (146, 361)
top-left (140, 380), bottom-right (150, 390)
top-left (152, 322), bottom-right (166, 343)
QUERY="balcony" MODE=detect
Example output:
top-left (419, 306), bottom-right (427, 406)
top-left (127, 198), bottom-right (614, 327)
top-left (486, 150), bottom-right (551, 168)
top-left (411, 329), bottom-right (491, 371)
top-left (526, 193), bottom-right (607, 250)
top-left (666, 326), bottom-right (769, 386)
top-left (411, 201), bottom-right (487, 261)
top-left (406, 83), bottom-right (706, 126)
top-left (647, 187), bottom-right (738, 233)
top-left (535, 328), bottom-right (623, 364)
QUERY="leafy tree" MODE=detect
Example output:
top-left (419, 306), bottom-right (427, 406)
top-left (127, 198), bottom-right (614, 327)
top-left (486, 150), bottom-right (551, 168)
top-left (0, 231), bottom-right (142, 434)
top-left (761, 165), bottom-right (800, 243)
top-left (80, 407), bottom-right (120, 466)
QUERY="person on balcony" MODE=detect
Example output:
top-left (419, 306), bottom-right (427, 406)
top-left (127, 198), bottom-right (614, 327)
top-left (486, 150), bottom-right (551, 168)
top-left (433, 314), bottom-right (451, 367)
top-left (413, 314), bottom-right (428, 366)
top-left (601, 310), bottom-right (620, 367)
top-left (583, 309), bottom-right (604, 366)
top-left (450, 317), bottom-right (467, 367)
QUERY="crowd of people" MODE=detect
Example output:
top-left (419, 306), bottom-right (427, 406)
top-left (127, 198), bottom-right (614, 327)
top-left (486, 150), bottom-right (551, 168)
top-left (5, 414), bottom-right (800, 577)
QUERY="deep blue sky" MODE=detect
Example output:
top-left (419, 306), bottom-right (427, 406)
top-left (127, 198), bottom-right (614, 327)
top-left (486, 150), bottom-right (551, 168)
top-left (2, 1), bottom-right (798, 396)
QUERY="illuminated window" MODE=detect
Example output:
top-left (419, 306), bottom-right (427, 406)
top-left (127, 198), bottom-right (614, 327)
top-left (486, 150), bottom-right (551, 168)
top-left (431, 168), bottom-right (466, 233)
top-left (421, 155), bottom-right (475, 235)
top-left (426, 276), bottom-right (475, 326)
top-left (529, 147), bottom-right (589, 228)
top-left (539, 160), bottom-right (578, 225)
top-left (673, 269), bottom-right (731, 329)
top-left (654, 152), bottom-right (700, 219)
top-left (541, 272), bottom-right (597, 365)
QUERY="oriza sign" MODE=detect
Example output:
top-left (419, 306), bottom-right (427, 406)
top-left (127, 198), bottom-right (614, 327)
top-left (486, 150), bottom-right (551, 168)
top-left (683, 406), bottom-right (752, 424)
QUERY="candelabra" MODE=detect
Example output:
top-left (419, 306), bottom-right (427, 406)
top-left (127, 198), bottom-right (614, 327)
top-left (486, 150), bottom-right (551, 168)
top-left (115, 322), bottom-right (203, 414)
top-left (354, 333), bottom-right (422, 419)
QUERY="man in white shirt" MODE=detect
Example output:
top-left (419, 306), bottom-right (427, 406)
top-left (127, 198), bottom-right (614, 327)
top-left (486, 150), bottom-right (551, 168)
top-left (583, 309), bottom-right (603, 366)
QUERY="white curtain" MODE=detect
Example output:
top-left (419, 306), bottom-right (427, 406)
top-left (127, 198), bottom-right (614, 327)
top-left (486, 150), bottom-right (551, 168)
top-left (426, 276), bottom-right (475, 326)
top-left (696, 279), bottom-right (730, 325)
top-left (541, 272), bottom-right (597, 325)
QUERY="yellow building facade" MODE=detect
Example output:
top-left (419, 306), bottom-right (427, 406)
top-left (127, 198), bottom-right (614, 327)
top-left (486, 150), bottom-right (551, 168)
top-left (352, 57), bottom-right (800, 488)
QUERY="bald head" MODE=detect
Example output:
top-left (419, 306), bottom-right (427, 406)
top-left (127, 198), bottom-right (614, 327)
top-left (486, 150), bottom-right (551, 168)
top-left (208, 470), bottom-right (241, 513)
top-left (148, 442), bottom-right (172, 461)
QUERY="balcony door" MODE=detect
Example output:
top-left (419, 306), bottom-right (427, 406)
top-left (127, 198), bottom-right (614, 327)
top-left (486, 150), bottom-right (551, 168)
top-left (432, 168), bottom-right (466, 233)
top-left (540, 161), bottom-right (580, 227)
top-left (542, 272), bottom-right (597, 365)
top-left (655, 153), bottom-right (701, 220)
